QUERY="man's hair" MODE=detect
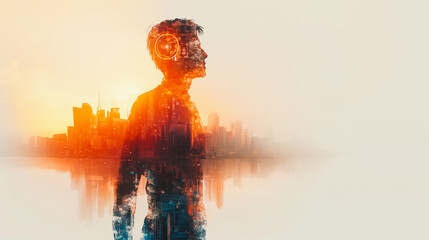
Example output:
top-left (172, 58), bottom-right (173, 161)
top-left (147, 18), bottom-right (204, 69)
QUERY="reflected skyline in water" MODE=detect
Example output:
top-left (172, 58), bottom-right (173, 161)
top-left (2, 154), bottom-right (425, 240)
top-left (27, 157), bottom-right (304, 221)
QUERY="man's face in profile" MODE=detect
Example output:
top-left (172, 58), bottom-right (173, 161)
top-left (184, 36), bottom-right (208, 77)
top-left (176, 33), bottom-right (208, 79)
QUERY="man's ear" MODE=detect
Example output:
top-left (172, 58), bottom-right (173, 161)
top-left (155, 34), bottom-right (180, 60)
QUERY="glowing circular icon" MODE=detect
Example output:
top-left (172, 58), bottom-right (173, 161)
top-left (155, 34), bottom-right (180, 60)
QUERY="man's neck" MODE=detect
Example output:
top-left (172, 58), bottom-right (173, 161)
top-left (160, 76), bottom-right (193, 94)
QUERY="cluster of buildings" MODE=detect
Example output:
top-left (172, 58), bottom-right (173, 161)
top-left (28, 103), bottom-right (129, 157)
top-left (27, 103), bottom-right (277, 158)
top-left (205, 113), bottom-right (257, 158)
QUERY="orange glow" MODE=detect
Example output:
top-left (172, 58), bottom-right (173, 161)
top-left (155, 34), bottom-right (180, 60)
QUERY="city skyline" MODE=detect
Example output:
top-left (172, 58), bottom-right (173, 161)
top-left (26, 101), bottom-right (282, 158)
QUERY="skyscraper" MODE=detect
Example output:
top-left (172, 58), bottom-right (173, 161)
top-left (81, 103), bottom-right (93, 150)
top-left (208, 112), bottom-right (219, 134)
top-left (207, 112), bottom-right (220, 156)
top-left (231, 120), bottom-right (242, 153)
top-left (73, 106), bottom-right (83, 152)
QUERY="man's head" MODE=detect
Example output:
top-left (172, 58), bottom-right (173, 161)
top-left (147, 19), bottom-right (208, 81)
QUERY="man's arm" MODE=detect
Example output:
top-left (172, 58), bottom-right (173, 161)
top-left (112, 100), bottom-right (142, 240)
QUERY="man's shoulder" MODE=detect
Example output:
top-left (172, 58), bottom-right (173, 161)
top-left (136, 87), bottom-right (159, 101)
top-left (131, 86), bottom-right (161, 110)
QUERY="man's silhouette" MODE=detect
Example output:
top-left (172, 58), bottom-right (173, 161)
top-left (113, 19), bottom-right (208, 240)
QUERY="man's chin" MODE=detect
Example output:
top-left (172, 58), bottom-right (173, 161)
top-left (200, 70), bottom-right (206, 78)
top-left (200, 67), bottom-right (207, 77)
top-left (192, 68), bottom-right (206, 79)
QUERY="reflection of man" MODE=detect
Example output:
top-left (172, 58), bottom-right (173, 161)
top-left (113, 19), bottom-right (208, 240)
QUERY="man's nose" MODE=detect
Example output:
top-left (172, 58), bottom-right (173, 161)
top-left (202, 50), bottom-right (208, 59)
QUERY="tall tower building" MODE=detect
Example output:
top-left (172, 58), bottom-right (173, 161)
top-left (73, 106), bottom-right (83, 151)
top-left (207, 112), bottom-right (220, 156)
top-left (73, 103), bottom-right (94, 153)
top-left (231, 120), bottom-right (242, 153)
top-left (217, 126), bottom-right (226, 155)
top-left (208, 112), bottom-right (219, 134)
top-left (243, 129), bottom-right (249, 153)
top-left (81, 103), bottom-right (93, 150)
